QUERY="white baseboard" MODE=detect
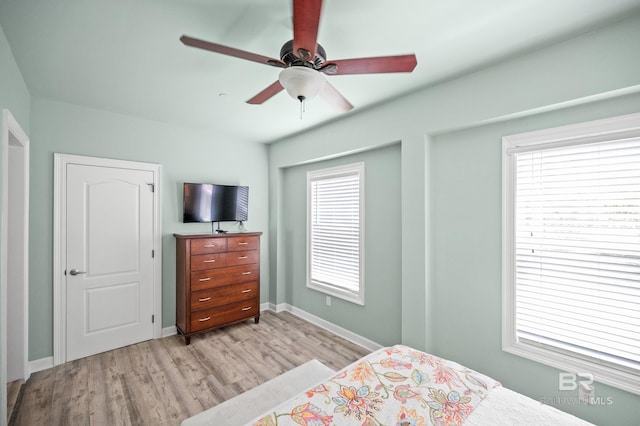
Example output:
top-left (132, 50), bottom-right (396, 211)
top-left (29, 356), bottom-right (53, 375)
top-left (162, 325), bottom-right (177, 337)
top-left (270, 303), bottom-right (383, 352)
top-left (272, 302), bottom-right (287, 313)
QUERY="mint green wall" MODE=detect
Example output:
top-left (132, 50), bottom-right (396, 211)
top-left (282, 144), bottom-right (401, 345)
top-left (0, 25), bottom-right (30, 128)
top-left (431, 92), bottom-right (640, 426)
top-left (268, 12), bottom-right (640, 425)
top-left (28, 98), bottom-right (268, 360)
top-left (0, 21), bottom-right (31, 425)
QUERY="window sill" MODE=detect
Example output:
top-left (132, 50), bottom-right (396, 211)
top-left (307, 281), bottom-right (364, 306)
top-left (503, 339), bottom-right (640, 396)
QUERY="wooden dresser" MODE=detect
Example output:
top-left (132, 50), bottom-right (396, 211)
top-left (174, 232), bottom-right (262, 344)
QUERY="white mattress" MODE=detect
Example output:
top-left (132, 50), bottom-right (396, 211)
top-left (465, 386), bottom-right (593, 425)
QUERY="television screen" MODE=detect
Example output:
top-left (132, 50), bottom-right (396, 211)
top-left (231, 185), bottom-right (249, 222)
top-left (183, 183), bottom-right (248, 223)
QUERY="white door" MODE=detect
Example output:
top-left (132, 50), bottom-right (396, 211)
top-left (65, 163), bottom-right (155, 361)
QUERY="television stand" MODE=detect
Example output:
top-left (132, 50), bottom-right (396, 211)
top-left (211, 221), bottom-right (227, 234)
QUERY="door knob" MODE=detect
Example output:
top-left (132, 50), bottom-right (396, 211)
top-left (69, 269), bottom-right (86, 276)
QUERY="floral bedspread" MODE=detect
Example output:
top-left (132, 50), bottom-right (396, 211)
top-left (250, 345), bottom-right (501, 426)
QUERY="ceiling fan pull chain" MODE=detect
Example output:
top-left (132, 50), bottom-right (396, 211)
top-left (299, 95), bottom-right (306, 120)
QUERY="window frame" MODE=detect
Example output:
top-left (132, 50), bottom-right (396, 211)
top-left (306, 162), bottom-right (365, 305)
top-left (502, 112), bottom-right (640, 396)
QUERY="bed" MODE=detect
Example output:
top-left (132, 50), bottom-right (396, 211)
top-left (245, 345), bottom-right (593, 426)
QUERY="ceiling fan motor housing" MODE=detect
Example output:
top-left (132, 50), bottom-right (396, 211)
top-left (280, 40), bottom-right (326, 68)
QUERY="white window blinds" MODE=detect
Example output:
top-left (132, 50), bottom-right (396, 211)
top-left (514, 138), bottom-right (640, 370)
top-left (307, 163), bottom-right (364, 304)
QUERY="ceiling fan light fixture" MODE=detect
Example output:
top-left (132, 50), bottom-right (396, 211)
top-left (278, 66), bottom-right (326, 103)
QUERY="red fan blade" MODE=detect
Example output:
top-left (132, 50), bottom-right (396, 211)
top-left (181, 35), bottom-right (285, 68)
top-left (247, 81), bottom-right (285, 104)
top-left (320, 81), bottom-right (353, 111)
top-left (321, 54), bottom-right (417, 75)
top-left (293, 0), bottom-right (322, 60)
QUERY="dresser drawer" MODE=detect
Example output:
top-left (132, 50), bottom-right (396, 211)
top-left (190, 281), bottom-right (258, 311)
top-left (227, 236), bottom-right (259, 252)
top-left (190, 238), bottom-right (228, 255)
top-left (191, 264), bottom-right (259, 291)
top-left (190, 299), bottom-right (259, 332)
top-left (225, 250), bottom-right (259, 266)
top-left (191, 253), bottom-right (226, 271)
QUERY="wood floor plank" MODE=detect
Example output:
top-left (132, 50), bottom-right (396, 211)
top-left (8, 368), bottom-right (55, 426)
top-left (48, 358), bottom-right (82, 423)
top-left (148, 338), bottom-right (206, 420)
top-left (10, 311), bottom-right (372, 425)
top-left (86, 354), bottom-right (109, 425)
top-left (125, 342), bottom-right (173, 425)
top-left (6, 379), bottom-right (23, 421)
top-left (88, 351), bottom-right (127, 426)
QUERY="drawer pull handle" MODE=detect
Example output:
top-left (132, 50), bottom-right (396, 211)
top-left (242, 289), bottom-right (252, 293)
top-left (198, 316), bottom-right (211, 322)
top-left (204, 244), bottom-right (216, 248)
top-left (199, 277), bottom-right (211, 282)
top-left (238, 256), bottom-right (248, 259)
top-left (238, 242), bottom-right (248, 245)
top-left (203, 260), bottom-right (216, 263)
top-left (198, 297), bottom-right (211, 302)
top-left (241, 272), bottom-right (252, 275)
top-left (242, 307), bottom-right (252, 311)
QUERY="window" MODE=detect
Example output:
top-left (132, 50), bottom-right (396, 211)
top-left (502, 113), bottom-right (640, 395)
top-left (307, 162), bottom-right (364, 305)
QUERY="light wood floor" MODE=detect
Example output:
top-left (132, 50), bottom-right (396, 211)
top-left (9, 311), bottom-right (370, 426)
top-left (7, 380), bottom-right (22, 422)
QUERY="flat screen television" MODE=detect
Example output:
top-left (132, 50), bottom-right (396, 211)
top-left (183, 183), bottom-right (248, 228)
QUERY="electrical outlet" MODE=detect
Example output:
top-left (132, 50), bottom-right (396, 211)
top-left (326, 296), bottom-right (331, 306)
top-left (579, 381), bottom-right (594, 404)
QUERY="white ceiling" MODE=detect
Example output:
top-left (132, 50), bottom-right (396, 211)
top-left (2, 0), bottom-right (640, 143)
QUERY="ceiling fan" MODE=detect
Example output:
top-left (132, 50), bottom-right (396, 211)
top-left (180, 0), bottom-right (417, 112)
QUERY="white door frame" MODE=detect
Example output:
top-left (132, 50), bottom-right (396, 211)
top-left (1, 109), bottom-right (30, 412)
top-left (53, 153), bottom-right (162, 366)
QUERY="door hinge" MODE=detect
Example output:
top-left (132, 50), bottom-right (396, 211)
top-left (152, 249), bottom-right (155, 258)
top-left (147, 183), bottom-right (155, 192)
top-left (152, 314), bottom-right (155, 324)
